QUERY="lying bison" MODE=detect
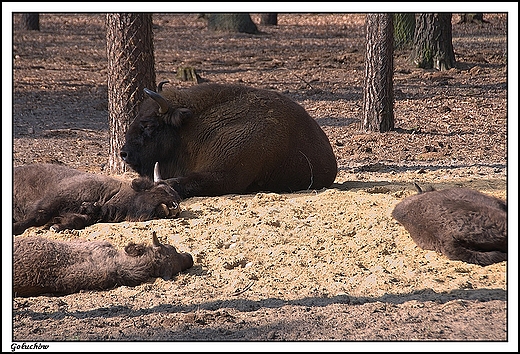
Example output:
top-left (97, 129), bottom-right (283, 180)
top-left (391, 183), bottom-right (507, 266)
top-left (120, 82), bottom-right (338, 198)
top-left (13, 233), bottom-right (193, 297)
top-left (13, 163), bottom-right (181, 235)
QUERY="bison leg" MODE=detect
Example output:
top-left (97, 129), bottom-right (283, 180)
top-left (165, 171), bottom-right (254, 198)
top-left (13, 208), bottom-right (54, 235)
top-left (50, 213), bottom-right (96, 232)
top-left (441, 242), bottom-right (507, 266)
top-left (50, 202), bottom-right (101, 232)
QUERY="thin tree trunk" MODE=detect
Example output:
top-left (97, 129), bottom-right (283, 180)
top-left (259, 13), bottom-right (277, 26)
top-left (106, 13), bottom-right (156, 174)
top-left (362, 13), bottom-right (394, 132)
top-left (21, 13), bottom-right (40, 31)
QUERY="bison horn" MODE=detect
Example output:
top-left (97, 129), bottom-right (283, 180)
top-left (152, 231), bottom-right (162, 247)
top-left (157, 80), bottom-right (169, 92)
top-left (144, 88), bottom-right (169, 114)
top-left (154, 162), bottom-right (162, 182)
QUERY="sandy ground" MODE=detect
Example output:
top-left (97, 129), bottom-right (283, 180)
top-left (5, 11), bottom-right (517, 351)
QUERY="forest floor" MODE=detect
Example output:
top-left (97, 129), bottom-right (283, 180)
top-left (8, 13), bottom-right (515, 351)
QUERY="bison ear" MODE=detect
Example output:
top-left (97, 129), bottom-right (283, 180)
top-left (124, 243), bottom-right (146, 257)
top-left (166, 108), bottom-right (192, 127)
top-left (131, 177), bottom-right (154, 191)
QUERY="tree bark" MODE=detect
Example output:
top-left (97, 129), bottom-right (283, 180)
top-left (259, 13), bottom-right (277, 26)
top-left (458, 13), bottom-right (487, 24)
top-left (393, 13), bottom-right (415, 49)
top-left (106, 13), bottom-right (156, 174)
top-left (362, 14), bottom-right (394, 133)
top-left (21, 13), bottom-right (40, 31)
top-left (411, 13), bottom-right (456, 70)
top-left (206, 13), bottom-right (258, 34)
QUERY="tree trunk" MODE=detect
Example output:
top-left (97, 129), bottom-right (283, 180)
top-left (393, 13), bottom-right (415, 49)
top-left (411, 13), bottom-right (456, 70)
top-left (458, 13), bottom-right (487, 24)
top-left (206, 13), bottom-right (258, 34)
top-left (362, 13), bottom-right (395, 133)
top-left (259, 13), bottom-right (277, 26)
top-left (106, 13), bottom-right (156, 175)
top-left (21, 13), bottom-right (40, 31)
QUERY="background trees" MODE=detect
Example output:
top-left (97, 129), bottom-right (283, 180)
top-left (411, 13), bottom-right (456, 70)
top-left (259, 13), bottom-right (278, 26)
top-left (20, 13), bottom-right (40, 30)
top-left (204, 13), bottom-right (259, 34)
top-left (393, 13), bottom-right (415, 49)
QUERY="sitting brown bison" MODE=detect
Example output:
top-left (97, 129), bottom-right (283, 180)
top-left (13, 233), bottom-right (193, 297)
top-left (120, 82), bottom-right (338, 198)
top-left (13, 163), bottom-right (181, 235)
top-left (391, 183), bottom-right (507, 266)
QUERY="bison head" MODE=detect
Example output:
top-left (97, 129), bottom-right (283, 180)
top-left (120, 85), bottom-right (192, 179)
top-left (150, 232), bottom-right (194, 280)
top-left (123, 232), bottom-right (193, 280)
top-left (126, 163), bottom-right (182, 220)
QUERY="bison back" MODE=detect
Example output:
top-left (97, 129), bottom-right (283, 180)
top-left (392, 188), bottom-right (507, 266)
top-left (161, 84), bottom-right (337, 195)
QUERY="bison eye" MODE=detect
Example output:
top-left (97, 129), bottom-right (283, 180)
top-left (139, 120), bottom-right (158, 137)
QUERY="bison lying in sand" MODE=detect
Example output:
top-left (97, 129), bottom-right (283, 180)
top-left (13, 233), bottom-right (194, 297)
top-left (391, 183), bottom-right (507, 266)
top-left (120, 82), bottom-right (338, 198)
top-left (13, 163), bottom-right (181, 235)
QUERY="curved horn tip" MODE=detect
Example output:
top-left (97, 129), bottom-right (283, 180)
top-left (154, 162), bottom-right (161, 182)
top-left (157, 80), bottom-right (170, 92)
top-left (152, 231), bottom-right (161, 247)
top-left (144, 88), bottom-right (169, 114)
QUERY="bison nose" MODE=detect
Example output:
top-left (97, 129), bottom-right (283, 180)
top-left (120, 151), bottom-right (128, 161)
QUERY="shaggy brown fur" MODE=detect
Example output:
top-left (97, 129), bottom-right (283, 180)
top-left (13, 233), bottom-right (193, 297)
top-left (13, 163), bottom-right (181, 235)
top-left (120, 82), bottom-right (338, 198)
top-left (391, 184), bottom-right (507, 266)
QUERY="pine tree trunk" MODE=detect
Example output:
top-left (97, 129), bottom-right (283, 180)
top-left (394, 13), bottom-right (415, 49)
top-left (259, 13), bottom-right (277, 26)
top-left (411, 13), bottom-right (456, 70)
top-left (362, 14), bottom-right (395, 132)
top-left (106, 13), bottom-right (156, 174)
top-left (206, 13), bottom-right (258, 34)
top-left (21, 13), bottom-right (40, 31)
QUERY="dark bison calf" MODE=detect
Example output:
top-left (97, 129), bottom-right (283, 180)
top-left (13, 163), bottom-right (181, 235)
top-left (13, 233), bottom-right (194, 297)
top-left (391, 184), bottom-right (507, 266)
top-left (120, 82), bottom-right (338, 198)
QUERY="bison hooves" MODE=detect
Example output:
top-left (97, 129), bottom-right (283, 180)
top-left (50, 224), bottom-right (62, 232)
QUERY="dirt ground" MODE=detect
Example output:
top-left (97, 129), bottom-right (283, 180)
top-left (6, 12), bottom-right (515, 350)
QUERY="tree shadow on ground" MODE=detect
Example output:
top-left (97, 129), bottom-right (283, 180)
top-left (15, 287), bottom-right (506, 322)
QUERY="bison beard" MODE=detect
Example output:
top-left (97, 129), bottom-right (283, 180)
top-left (391, 185), bottom-right (507, 266)
top-left (120, 83), bottom-right (338, 198)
